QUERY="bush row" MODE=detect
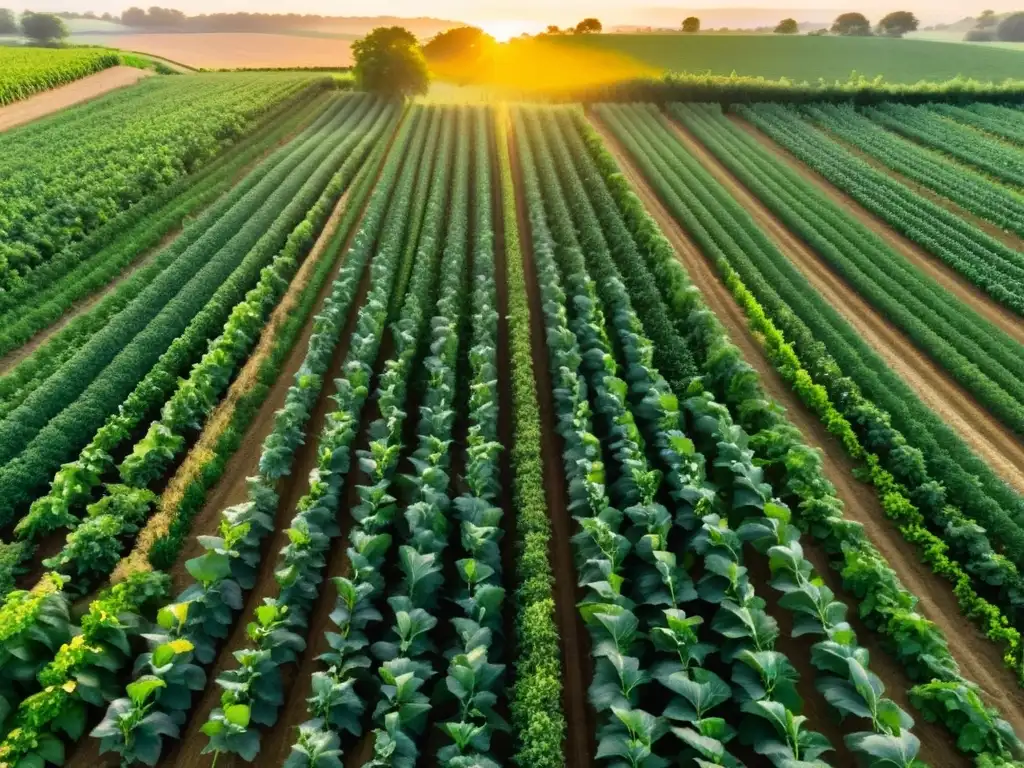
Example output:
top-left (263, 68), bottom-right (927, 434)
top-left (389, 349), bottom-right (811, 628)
top-left (495, 107), bottom-right (566, 768)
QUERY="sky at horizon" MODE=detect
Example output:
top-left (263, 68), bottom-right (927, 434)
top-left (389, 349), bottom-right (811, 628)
top-left (38, 0), bottom-right (1019, 32)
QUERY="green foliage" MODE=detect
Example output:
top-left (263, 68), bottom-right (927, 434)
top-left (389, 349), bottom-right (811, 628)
top-left (590, 101), bottom-right (1024, 761)
top-left (20, 12), bottom-right (68, 42)
top-left (353, 26), bottom-right (429, 98)
top-left (0, 47), bottom-right (114, 105)
top-left (774, 18), bottom-right (798, 34)
top-left (682, 16), bottom-right (700, 33)
top-left (877, 11), bottom-right (919, 37)
top-left (495, 107), bottom-right (567, 767)
top-left (832, 12), bottom-right (872, 35)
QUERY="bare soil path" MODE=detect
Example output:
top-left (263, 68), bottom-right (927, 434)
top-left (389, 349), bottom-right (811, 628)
top-left (587, 112), bottom-right (1024, 754)
top-left (662, 115), bottom-right (1024, 495)
top-left (0, 66), bottom-right (152, 133)
top-left (729, 115), bottom-right (1024, 346)
top-left (508, 116), bottom-right (594, 768)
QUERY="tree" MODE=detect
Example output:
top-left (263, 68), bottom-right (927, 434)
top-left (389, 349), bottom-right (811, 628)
top-left (20, 12), bottom-right (68, 43)
top-left (421, 26), bottom-right (495, 84)
top-left (774, 17), bottom-right (799, 34)
top-left (544, 24), bottom-right (563, 35)
top-left (682, 16), bottom-right (700, 33)
top-left (831, 12), bottom-right (872, 35)
top-left (574, 17), bottom-right (602, 34)
top-left (877, 11), bottom-right (919, 37)
top-left (0, 7), bottom-right (17, 34)
top-left (964, 28), bottom-right (995, 41)
top-left (977, 9), bottom-right (998, 29)
top-left (352, 26), bottom-right (429, 98)
top-left (996, 11), bottom-right (1024, 41)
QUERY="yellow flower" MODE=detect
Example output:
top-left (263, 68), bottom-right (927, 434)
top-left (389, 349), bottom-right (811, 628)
top-left (62, 681), bottom-right (77, 694)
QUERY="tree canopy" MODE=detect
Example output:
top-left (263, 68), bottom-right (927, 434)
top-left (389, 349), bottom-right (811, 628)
top-left (682, 16), bottom-right (700, 33)
top-left (0, 8), bottom-right (16, 34)
top-left (421, 26), bottom-right (496, 84)
top-left (977, 9), bottom-right (998, 28)
top-left (997, 12), bottom-right (1024, 41)
top-left (352, 26), bottom-right (430, 98)
top-left (831, 12), bottom-right (872, 36)
top-left (20, 12), bottom-right (68, 42)
top-left (877, 11), bottom-right (919, 37)
top-left (774, 18), bottom-right (799, 34)
top-left (574, 17), bottom-right (602, 34)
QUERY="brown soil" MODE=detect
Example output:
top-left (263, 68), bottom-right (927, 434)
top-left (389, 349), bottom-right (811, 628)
top-left (507, 114), bottom-right (594, 768)
top-left (816, 125), bottom-right (1024, 253)
top-left (729, 116), bottom-right (1024, 347)
top-left (88, 33), bottom-right (352, 70)
top-left (0, 66), bottom-right (152, 132)
top-left (587, 112), bottom-right (1024, 756)
top-left (159, 200), bottom-right (378, 768)
top-left (663, 115), bottom-right (1024, 496)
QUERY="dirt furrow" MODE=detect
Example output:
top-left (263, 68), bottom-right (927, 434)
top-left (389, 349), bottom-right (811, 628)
top-left (729, 115), bottom-right (1024, 345)
top-left (508, 116), bottom-right (594, 768)
top-left (587, 111), bottom-right (1024, 754)
top-left (664, 115), bottom-right (1024, 495)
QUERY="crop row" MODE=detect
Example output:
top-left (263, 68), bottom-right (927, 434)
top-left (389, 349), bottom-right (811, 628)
top-left (0, 72), bottom-right (324, 287)
top-left (865, 102), bottom-right (1024, 189)
top-left (0, 47), bottom-right (121, 106)
top-left (521, 101), bottom-right (951, 766)
top-left (1, 98), bottom-right (398, 602)
top-left (673, 103), bottom-right (1024, 439)
top-left (0, 94), bottom-right (382, 532)
top-left (0, 83), bottom-right (329, 367)
top-left (925, 103), bottom-right (1024, 148)
top-left (737, 102), bottom-right (1024, 314)
top-left (591, 101), bottom-right (1023, 760)
top-left (494, 106), bottom-right (567, 768)
top-left (0, 102), bottom-right (425, 768)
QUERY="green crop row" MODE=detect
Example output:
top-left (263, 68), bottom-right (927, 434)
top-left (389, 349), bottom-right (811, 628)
top-left (739, 102), bottom-right (1024, 314)
top-left (0, 95), bottom-right (369, 524)
top-left (0, 73), bottom-right (322, 287)
top-left (0, 47), bottom-right (120, 106)
top-left (0, 85), bottom-right (329, 369)
top-left (673, 103), bottom-right (1024, 440)
top-left (590, 102), bottom-right (1023, 760)
top-left (529, 101), bottom-right (940, 766)
top-left (927, 103), bottom-right (1024, 147)
top-left (81, 107), bottom-right (431, 768)
top-left (494, 107), bottom-right (567, 768)
top-left (4, 99), bottom-right (397, 601)
top-left (867, 103), bottom-right (1024, 189)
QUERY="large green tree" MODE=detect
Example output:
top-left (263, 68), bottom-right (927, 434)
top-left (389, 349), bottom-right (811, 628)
top-left (352, 26), bottom-right (429, 98)
top-left (20, 12), bottom-right (68, 43)
top-left (831, 12), bottom-right (872, 35)
top-left (877, 11), bottom-right (919, 37)
top-left (421, 25), bottom-right (495, 84)
top-left (682, 16), bottom-right (700, 33)
top-left (574, 17), bottom-right (602, 34)
top-left (997, 12), bottom-right (1024, 41)
top-left (0, 8), bottom-right (17, 34)
top-left (774, 17), bottom-right (799, 34)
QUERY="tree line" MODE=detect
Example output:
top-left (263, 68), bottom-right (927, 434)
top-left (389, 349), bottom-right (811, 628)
top-left (0, 9), bottom-right (71, 43)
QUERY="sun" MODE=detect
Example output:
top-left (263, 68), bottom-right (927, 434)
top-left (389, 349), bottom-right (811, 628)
top-left (474, 19), bottom-right (544, 42)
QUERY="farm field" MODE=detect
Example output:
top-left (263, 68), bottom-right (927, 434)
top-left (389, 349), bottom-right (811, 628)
top-left (68, 32), bottom-right (353, 69)
top-left (549, 33), bottom-right (1024, 82)
top-left (2, 52), bottom-right (1024, 768)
